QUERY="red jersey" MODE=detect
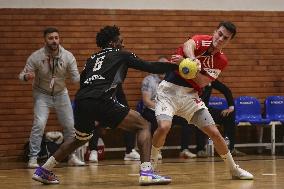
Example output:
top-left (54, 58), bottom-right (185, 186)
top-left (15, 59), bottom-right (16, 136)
top-left (176, 35), bottom-right (228, 80)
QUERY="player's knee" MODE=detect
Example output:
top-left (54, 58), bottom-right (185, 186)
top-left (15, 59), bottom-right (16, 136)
top-left (127, 117), bottom-right (150, 132)
top-left (157, 122), bottom-right (171, 135)
top-left (33, 118), bottom-right (46, 129)
top-left (211, 130), bottom-right (223, 142)
top-left (136, 117), bottom-right (150, 128)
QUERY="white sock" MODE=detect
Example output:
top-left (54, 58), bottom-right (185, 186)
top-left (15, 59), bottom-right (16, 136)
top-left (140, 162), bottom-right (152, 171)
top-left (151, 145), bottom-right (161, 159)
top-left (220, 151), bottom-right (237, 171)
top-left (42, 156), bottom-right (59, 171)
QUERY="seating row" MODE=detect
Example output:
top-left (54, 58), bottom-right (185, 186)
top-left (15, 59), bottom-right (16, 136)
top-left (209, 96), bottom-right (284, 155)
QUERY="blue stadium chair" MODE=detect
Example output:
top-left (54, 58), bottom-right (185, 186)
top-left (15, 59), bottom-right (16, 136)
top-left (235, 96), bottom-right (272, 154)
top-left (264, 96), bottom-right (284, 154)
top-left (136, 100), bottom-right (145, 114)
top-left (208, 96), bottom-right (228, 110)
top-left (265, 96), bottom-right (284, 123)
top-left (234, 96), bottom-right (269, 126)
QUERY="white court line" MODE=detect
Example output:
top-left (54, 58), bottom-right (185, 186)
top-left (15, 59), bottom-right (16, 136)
top-left (128, 174), bottom-right (139, 176)
top-left (262, 173), bottom-right (277, 176)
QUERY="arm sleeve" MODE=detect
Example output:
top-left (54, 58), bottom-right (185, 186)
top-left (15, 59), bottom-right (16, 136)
top-left (211, 80), bottom-right (234, 106)
top-left (79, 58), bottom-right (92, 86)
top-left (200, 85), bottom-right (213, 106)
top-left (127, 53), bottom-right (178, 74)
top-left (18, 55), bottom-right (36, 81)
top-left (141, 76), bottom-right (153, 93)
top-left (191, 35), bottom-right (203, 50)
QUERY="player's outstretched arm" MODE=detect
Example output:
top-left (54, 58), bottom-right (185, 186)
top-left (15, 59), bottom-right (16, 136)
top-left (128, 55), bottom-right (178, 74)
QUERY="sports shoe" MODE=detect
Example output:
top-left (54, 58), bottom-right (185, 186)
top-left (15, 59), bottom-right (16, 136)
top-left (180, 149), bottom-right (197, 159)
top-left (28, 157), bottom-right (39, 168)
top-left (89, 150), bottom-right (98, 163)
top-left (197, 150), bottom-right (208, 158)
top-left (124, 149), bottom-right (140, 161)
top-left (68, 154), bottom-right (86, 166)
top-left (32, 166), bottom-right (59, 184)
top-left (231, 149), bottom-right (246, 157)
top-left (139, 169), bottom-right (171, 185)
top-left (231, 165), bottom-right (254, 180)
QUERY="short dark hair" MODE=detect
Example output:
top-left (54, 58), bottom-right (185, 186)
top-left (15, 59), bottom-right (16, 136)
top-left (43, 27), bottom-right (59, 37)
top-left (217, 21), bottom-right (237, 39)
top-left (96, 25), bottom-right (120, 48)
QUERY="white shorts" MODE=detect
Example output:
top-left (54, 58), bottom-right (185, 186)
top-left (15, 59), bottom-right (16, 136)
top-left (155, 80), bottom-right (215, 128)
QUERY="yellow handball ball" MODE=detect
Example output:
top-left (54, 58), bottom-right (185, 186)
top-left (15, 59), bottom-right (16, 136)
top-left (178, 58), bottom-right (198, 79)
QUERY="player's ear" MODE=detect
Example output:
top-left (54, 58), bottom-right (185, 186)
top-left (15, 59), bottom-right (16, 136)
top-left (110, 40), bottom-right (119, 48)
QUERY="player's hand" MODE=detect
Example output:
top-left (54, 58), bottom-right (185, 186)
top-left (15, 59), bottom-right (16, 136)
top-left (24, 72), bottom-right (35, 81)
top-left (221, 108), bottom-right (234, 117)
top-left (192, 58), bottom-right (201, 71)
top-left (170, 54), bottom-right (184, 65)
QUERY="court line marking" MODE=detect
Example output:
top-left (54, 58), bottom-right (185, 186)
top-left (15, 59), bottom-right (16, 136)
top-left (262, 173), bottom-right (277, 176)
top-left (128, 174), bottom-right (139, 176)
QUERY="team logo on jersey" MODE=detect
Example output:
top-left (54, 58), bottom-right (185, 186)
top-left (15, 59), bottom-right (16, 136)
top-left (198, 55), bottom-right (221, 79)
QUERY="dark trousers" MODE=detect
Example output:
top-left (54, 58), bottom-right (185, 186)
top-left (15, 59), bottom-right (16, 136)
top-left (195, 107), bottom-right (236, 151)
top-left (89, 127), bottom-right (135, 153)
top-left (142, 107), bottom-right (192, 151)
top-left (89, 127), bottom-right (100, 151)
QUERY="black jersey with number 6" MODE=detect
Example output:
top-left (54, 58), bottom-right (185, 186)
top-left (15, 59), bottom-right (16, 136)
top-left (75, 48), bottom-right (178, 100)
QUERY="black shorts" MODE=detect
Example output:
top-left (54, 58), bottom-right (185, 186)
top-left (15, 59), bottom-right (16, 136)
top-left (73, 97), bottom-right (130, 140)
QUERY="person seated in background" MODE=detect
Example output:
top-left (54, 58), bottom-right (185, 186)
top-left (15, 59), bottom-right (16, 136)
top-left (195, 79), bottom-right (246, 157)
top-left (141, 56), bottom-right (196, 159)
top-left (88, 84), bottom-right (140, 163)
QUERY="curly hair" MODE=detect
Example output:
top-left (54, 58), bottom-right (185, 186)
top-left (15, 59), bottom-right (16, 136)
top-left (96, 25), bottom-right (120, 48)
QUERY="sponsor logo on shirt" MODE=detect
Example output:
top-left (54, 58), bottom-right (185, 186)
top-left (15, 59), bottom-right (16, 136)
top-left (84, 75), bottom-right (105, 84)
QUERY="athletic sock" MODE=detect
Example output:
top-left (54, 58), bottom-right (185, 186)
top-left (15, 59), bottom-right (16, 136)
top-left (151, 145), bottom-right (161, 159)
top-left (221, 151), bottom-right (237, 171)
top-left (42, 156), bottom-right (59, 171)
top-left (140, 162), bottom-right (152, 171)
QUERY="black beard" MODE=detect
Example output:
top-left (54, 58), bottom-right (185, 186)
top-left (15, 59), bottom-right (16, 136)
top-left (47, 43), bottom-right (58, 51)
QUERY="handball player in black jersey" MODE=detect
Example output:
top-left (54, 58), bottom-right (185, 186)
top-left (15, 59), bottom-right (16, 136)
top-left (32, 25), bottom-right (179, 185)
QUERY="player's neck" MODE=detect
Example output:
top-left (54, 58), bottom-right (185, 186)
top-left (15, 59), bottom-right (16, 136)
top-left (208, 45), bottom-right (221, 55)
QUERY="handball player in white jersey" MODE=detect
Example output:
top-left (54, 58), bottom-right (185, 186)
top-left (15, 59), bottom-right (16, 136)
top-left (151, 21), bottom-right (254, 180)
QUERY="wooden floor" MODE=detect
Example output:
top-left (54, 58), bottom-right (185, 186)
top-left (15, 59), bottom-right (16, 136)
top-left (1, 155), bottom-right (284, 189)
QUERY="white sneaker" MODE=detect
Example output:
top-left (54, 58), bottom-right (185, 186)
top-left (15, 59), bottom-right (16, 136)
top-left (89, 150), bottom-right (98, 163)
top-left (180, 149), bottom-right (197, 159)
top-left (28, 157), bottom-right (39, 168)
top-left (124, 149), bottom-right (140, 161)
top-left (68, 154), bottom-right (86, 166)
top-left (231, 165), bottom-right (254, 180)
